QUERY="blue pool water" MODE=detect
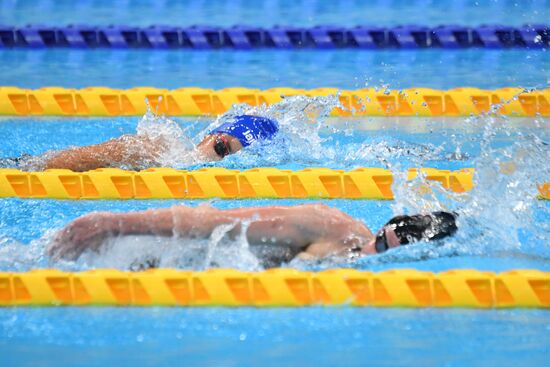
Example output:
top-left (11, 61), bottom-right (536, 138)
top-left (1, 307), bottom-right (549, 367)
top-left (1, 0), bottom-right (548, 27)
top-left (1, 49), bottom-right (548, 90)
top-left (1, 1), bottom-right (549, 366)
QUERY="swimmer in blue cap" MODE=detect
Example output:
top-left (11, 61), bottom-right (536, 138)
top-left (196, 115), bottom-right (279, 161)
top-left (0, 114), bottom-right (279, 171)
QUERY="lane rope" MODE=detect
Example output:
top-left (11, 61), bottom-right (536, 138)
top-left (0, 87), bottom-right (548, 117)
top-left (0, 167), bottom-right (547, 200)
top-left (0, 268), bottom-right (547, 308)
top-left (0, 167), bottom-right (470, 200)
top-left (0, 24), bottom-right (547, 49)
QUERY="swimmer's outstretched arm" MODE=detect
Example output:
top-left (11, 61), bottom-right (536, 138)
top-left (49, 206), bottom-right (224, 260)
top-left (49, 204), bottom-right (369, 261)
top-left (43, 134), bottom-right (166, 172)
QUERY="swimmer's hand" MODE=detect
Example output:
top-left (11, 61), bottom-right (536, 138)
top-left (48, 212), bottom-right (118, 261)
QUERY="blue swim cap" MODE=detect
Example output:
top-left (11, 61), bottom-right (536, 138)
top-left (211, 115), bottom-right (279, 147)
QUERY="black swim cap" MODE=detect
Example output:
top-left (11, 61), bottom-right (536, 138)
top-left (386, 211), bottom-right (458, 245)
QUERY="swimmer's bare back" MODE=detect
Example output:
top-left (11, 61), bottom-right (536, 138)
top-left (48, 204), bottom-right (375, 261)
top-left (43, 134), bottom-right (166, 172)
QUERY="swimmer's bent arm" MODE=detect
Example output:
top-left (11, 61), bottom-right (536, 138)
top-left (43, 134), bottom-right (166, 172)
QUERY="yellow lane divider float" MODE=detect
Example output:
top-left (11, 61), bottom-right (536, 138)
top-left (0, 168), bottom-right (550, 200)
top-left (0, 86), bottom-right (548, 117)
top-left (1, 167), bottom-right (548, 200)
top-left (0, 269), bottom-right (547, 308)
top-left (0, 167), bottom-right (471, 199)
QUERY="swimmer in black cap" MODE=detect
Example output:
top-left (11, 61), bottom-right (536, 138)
top-left (371, 211), bottom-right (458, 253)
top-left (0, 115), bottom-right (279, 171)
top-left (49, 204), bottom-right (458, 267)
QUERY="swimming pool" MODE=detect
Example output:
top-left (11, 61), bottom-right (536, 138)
top-left (1, 49), bottom-right (548, 90)
top-left (1, 307), bottom-right (549, 367)
top-left (1, 92), bottom-right (549, 358)
top-left (1, 1), bottom-right (549, 366)
top-left (0, 112), bottom-right (549, 366)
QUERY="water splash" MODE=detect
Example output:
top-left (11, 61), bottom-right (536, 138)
top-left (0, 233), bottom-right (50, 271)
top-left (196, 94), bottom-right (340, 168)
top-left (458, 116), bottom-right (549, 253)
top-left (136, 100), bottom-right (198, 168)
top-left (75, 235), bottom-right (261, 272)
top-left (387, 112), bottom-right (549, 262)
top-left (198, 95), bottom-right (468, 170)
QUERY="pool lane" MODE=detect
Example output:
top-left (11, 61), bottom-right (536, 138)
top-left (1, 0), bottom-right (548, 27)
top-left (1, 307), bottom-right (549, 367)
top-left (0, 49), bottom-right (547, 90)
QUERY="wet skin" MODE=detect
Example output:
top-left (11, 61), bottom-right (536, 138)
top-left (39, 133), bottom-right (243, 171)
top-left (195, 133), bottom-right (243, 161)
top-left (48, 204), bottom-right (384, 261)
top-left (48, 203), bottom-right (410, 265)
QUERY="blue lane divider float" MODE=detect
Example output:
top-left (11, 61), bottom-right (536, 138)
top-left (0, 24), bottom-right (547, 49)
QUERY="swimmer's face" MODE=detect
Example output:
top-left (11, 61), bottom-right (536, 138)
top-left (196, 134), bottom-right (243, 161)
top-left (362, 226), bottom-right (401, 254)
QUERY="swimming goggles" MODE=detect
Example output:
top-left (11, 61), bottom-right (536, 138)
top-left (374, 224), bottom-right (399, 253)
top-left (213, 134), bottom-right (230, 158)
top-left (374, 228), bottom-right (390, 253)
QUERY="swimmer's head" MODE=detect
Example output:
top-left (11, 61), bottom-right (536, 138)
top-left (212, 115), bottom-right (279, 147)
top-left (363, 211), bottom-right (458, 254)
top-left (196, 133), bottom-right (242, 161)
top-left (197, 115), bottom-right (279, 161)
